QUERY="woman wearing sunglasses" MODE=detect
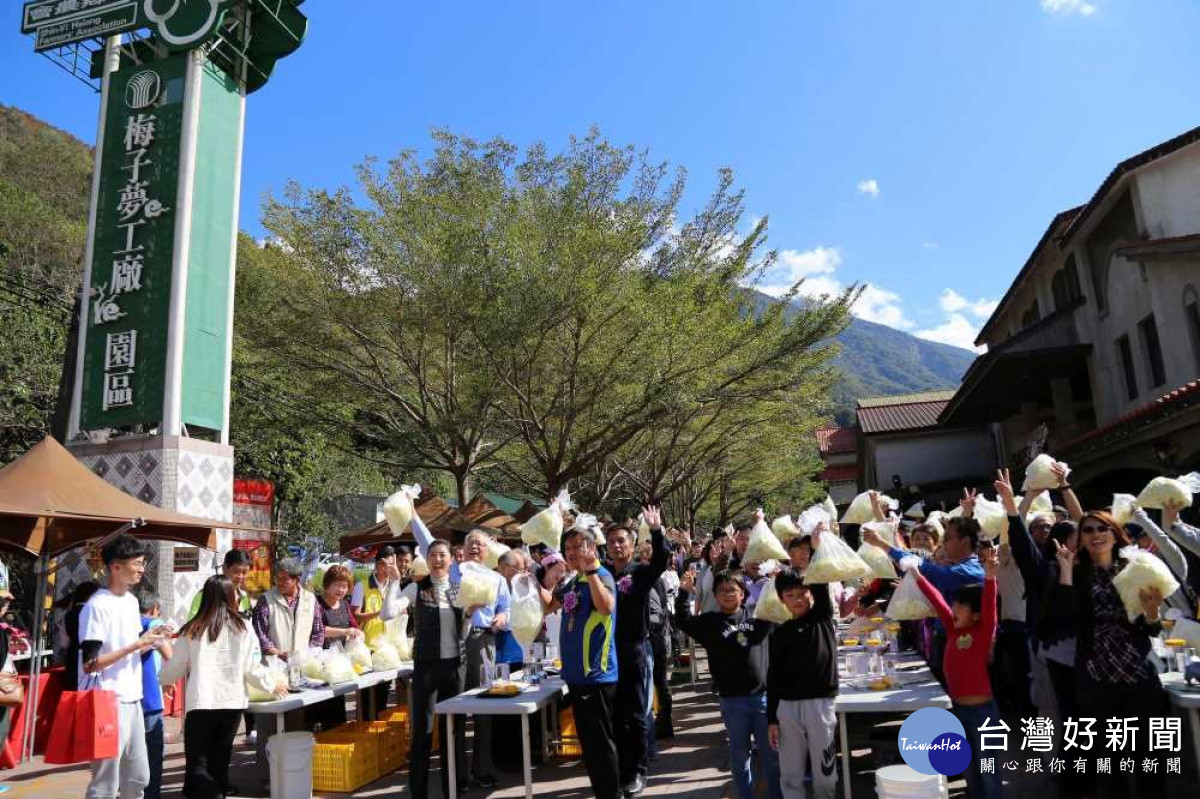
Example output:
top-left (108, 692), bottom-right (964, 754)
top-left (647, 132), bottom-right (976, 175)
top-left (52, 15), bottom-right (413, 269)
top-left (1046, 510), bottom-right (1169, 798)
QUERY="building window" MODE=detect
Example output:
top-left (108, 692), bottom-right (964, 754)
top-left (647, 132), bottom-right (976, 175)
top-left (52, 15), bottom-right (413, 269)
top-left (1117, 334), bottom-right (1138, 401)
top-left (1052, 255), bottom-right (1083, 310)
top-left (1185, 287), bottom-right (1200, 373)
top-left (1085, 191), bottom-right (1139, 314)
top-left (1021, 300), bottom-right (1041, 329)
top-left (1138, 314), bottom-right (1166, 388)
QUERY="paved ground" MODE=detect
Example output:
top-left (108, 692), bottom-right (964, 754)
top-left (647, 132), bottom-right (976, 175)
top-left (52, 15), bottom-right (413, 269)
top-left (2, 656), bottom-right (1196, 798)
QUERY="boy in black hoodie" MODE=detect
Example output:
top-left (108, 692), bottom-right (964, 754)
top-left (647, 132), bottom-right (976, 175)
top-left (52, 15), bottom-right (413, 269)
top-left (767, 564), bottom-right (839, 799)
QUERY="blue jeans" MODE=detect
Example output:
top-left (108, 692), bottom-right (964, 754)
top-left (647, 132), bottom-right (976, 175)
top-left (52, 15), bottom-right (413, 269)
top-left (950, 701), bottom-right (1001, 799)
top-left (719, 693), bottom-right (782, 799)
top-left (143, 711), bottom-right (163, 799)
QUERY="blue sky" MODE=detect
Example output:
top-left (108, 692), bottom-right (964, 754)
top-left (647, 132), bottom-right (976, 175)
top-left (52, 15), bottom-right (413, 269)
top-left (4, 0), bottom-right (1200, 351)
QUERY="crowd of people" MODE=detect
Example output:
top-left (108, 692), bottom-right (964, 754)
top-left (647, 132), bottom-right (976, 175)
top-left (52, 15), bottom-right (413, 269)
top-left (16, 462), bottom-right (1200, 799)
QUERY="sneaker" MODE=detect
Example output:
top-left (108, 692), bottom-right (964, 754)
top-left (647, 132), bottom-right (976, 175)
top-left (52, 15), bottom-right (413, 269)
top-left (622, 776), bottom-right (645, 797)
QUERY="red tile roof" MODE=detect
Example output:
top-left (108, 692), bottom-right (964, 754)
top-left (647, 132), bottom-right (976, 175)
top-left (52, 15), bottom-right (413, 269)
top-left (856, 392), bottom-right (953, 435)
top-left (820, 464), bottom-right (859, 483)
top-left (816, 426), bottom-right (857, 455)
top-left (1062, 379), bottom-right (1200, 453)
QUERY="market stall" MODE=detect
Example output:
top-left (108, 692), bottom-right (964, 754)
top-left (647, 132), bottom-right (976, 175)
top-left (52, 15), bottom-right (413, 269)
top-left (0, 436), bottom-right (263, 762)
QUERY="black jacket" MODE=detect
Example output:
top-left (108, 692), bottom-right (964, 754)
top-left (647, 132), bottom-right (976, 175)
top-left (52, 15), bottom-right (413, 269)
top-left (674, 589), bottom-right (772, 697)
top-left (605, 525), bottom-right (670, 646)
top-left (767, 583), bottom-right (837, 723)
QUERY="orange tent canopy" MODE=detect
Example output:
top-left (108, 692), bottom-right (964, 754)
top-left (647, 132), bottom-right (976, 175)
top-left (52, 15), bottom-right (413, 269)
top-left (0, 437), bottom-right (253, 557)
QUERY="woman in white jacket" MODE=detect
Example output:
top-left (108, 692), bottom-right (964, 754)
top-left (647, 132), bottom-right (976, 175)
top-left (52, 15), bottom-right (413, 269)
top-left (161, 575), bottom-right (285, 798)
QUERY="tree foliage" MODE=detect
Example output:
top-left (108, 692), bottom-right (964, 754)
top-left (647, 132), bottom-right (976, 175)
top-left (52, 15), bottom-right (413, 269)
top-left (245, 129), bottom-right (856, 524)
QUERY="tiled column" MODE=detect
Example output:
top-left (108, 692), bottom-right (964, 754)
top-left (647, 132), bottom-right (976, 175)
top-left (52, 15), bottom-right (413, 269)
top-left (66, 435), bottom-right (233, 623)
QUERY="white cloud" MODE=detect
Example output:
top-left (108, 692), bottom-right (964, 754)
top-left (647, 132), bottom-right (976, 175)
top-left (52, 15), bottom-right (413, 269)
top-left (856, 178), bottom-right (880, 198)
top-left (758, 246), bottom-right (842, 298)
top-left (922, 241), bottom-right (939, 250)
top-left (1040, 0), bottom-right (1096, 16)
top-left (938, 288), bottom-right (998, 319)
top-left (915, 314), bottom-right (986, 352)
top-left (855, 283), bottom-right (913, 329)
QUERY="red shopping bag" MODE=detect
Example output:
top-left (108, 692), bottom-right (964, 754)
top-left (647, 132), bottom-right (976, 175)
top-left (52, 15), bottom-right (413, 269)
top-left (42, 691), bottom-right (80, 764)
top-left (74, 689), bottom-right (119, 761)
top-left (43, 689), bottom-right (119, 764)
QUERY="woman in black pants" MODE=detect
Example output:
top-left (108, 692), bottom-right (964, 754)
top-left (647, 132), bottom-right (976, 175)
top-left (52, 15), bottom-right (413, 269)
top-left (1046, 510), bottom-right (1170, 799)
top-left (160, 576), bottom-right (286, 798)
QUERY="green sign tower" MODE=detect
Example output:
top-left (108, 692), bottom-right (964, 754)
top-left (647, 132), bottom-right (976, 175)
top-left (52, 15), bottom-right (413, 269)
top-left (22, 1), bottom-right (307, 619)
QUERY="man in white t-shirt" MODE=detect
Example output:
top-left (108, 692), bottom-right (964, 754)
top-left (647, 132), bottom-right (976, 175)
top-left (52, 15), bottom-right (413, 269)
top-left (79, 535), bottom-right (169, 799)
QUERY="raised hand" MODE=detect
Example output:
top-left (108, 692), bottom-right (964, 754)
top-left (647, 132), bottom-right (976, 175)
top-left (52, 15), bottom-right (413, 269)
top-left (993, 469), bottom-right (1014, 503)
top-left (642, 505), bottom-right (663, 529)
top-left (1051, 462), bottom-right (1070, 488)
top-left (960, 488), bottom-right (978, 518)
top-left (1053, 539), bottom-right (1075, 584)
top-left (981, 546), bottom-right (998, 578)
top-left (680, 568), bottom-right (696, 592)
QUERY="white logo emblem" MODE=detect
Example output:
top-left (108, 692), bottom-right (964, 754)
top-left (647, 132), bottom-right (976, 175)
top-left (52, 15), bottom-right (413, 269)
top-left (125, 71), bottom-right (161, 110)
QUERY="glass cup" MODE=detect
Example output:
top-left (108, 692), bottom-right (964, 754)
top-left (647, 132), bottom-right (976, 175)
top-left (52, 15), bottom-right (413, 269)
top-left (496, 663), bottom-right (510, 682)
top-left (480, 663), bottom-right (495, 688)
top-left (1177, 647), bottom-right (1197, 674)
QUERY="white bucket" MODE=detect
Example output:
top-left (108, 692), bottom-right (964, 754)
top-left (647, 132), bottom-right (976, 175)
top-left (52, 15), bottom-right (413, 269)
top-left (875, 764), bottom-right (946, 798)
top-left (266, 731), bottom-right (315, 799)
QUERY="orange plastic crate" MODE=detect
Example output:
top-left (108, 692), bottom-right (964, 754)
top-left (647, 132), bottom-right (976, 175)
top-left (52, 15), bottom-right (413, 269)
top-left (311, 735), bottom-right (381, 792)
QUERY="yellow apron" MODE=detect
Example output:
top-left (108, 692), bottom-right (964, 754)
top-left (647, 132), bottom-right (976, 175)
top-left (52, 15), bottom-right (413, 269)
top-left (358, 576), bottom-right (386, 642)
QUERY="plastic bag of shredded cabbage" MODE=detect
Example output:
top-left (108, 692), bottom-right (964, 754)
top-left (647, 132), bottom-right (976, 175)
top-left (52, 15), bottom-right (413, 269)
top-left (409, 554), bottom-right (430, 579)
top-left (745, 514), bottom-right (788, 563)
top-left (484, 538), bottom-right (511, 570)
top-left (247, 657), bottom-right (289, 701)
top-left (1026, 492), bottom-right (1054, 516)
top-left (1112, 493), bottom-right (1138, 527)
top-left (458, 561), bottom-right (500, 609)
top-left (771, 514), bottom-right (800, 544)
top-left (345, 638), bottom-right (372, 672)
top-left (1022, 454), bottom-right (1069, 492)
top-left (805, 533), bottom-right (871, 584)
top-left (322, 651), bottom-right (357, 684)
top-left (798, 505), bottom-right (832, 535)
top-left (1112, 545), bottom-right (1179, 622)
top-left (573, 512), bottom-right (606, 545)
top-left (905, 501), bottom-right (925, 520)
top-left (521, 489), bottom-right (573, 549)
top-left (823, 496), bottom-right (839, 526)
top-left (510, 572), bottom-right (545, 647)
top-left (369, 640), bottom-right (402, 671)
top-left (753, 578), bottom-right (793, 624)
top-left (383, 483), bottom-right (422, 535)
top-left (974, 496), bottom-right (1010, 543)
top-left (841, 492), bottom-right (875, 525)
top-left (886, 569), bottom-right (936, 620)
top-left (858, 521), bottom-right (897, 579)
top-left (1136, 475), bottom-right (1200, 510)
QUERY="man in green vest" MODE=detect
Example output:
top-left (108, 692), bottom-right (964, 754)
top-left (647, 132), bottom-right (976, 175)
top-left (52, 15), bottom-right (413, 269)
top-left (188, 549), bottom-right (254, 619)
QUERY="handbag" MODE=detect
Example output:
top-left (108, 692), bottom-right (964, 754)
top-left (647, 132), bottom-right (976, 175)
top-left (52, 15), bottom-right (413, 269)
top-left (43, 673), bottom-right (118, 764)
top-left (0, 672), bottom-right (23, 707)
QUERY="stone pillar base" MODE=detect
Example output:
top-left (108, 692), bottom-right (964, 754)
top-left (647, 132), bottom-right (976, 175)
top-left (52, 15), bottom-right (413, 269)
top-left (64, 435), bottom-right (233, 623)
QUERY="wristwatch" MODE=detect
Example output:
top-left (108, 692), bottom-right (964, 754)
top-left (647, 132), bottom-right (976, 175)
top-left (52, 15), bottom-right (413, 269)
top-left (584, 568), bottom-right (599, 577)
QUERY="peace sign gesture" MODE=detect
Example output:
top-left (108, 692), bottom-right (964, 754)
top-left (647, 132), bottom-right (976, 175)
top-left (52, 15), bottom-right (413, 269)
top-left (960, 487), bottom-right (978, 519)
